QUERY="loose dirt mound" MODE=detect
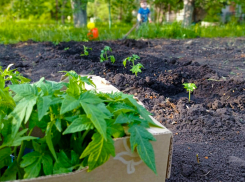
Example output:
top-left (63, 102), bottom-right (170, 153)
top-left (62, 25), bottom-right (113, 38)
top-left (0, 38), bottom-right (244, 182)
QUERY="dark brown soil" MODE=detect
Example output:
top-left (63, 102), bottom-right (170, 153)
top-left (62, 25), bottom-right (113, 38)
top-left (1, 38), bottom-right (245, 182)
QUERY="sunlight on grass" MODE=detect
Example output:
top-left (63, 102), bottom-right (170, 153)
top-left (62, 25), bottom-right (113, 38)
top-left (1, 20), bottom-right (245, 44)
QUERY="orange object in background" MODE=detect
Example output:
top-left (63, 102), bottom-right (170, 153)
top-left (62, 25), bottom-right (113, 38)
top-left (87, 28), bottom-right (99, 40)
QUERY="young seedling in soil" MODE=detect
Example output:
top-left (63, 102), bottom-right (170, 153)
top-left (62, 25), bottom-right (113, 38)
top-left (100, 46), bottom-right (115, 63)
top-left (64, 47), bottom-right (69, 51)
top-left (80, 45), bottom-right (92, 56)
top-left (183, 83), bottom-right (197, 101)
top-left (123, 54), bottom-right (144, 76)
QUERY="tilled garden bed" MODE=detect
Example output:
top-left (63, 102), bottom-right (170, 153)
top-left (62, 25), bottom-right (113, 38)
top-left (0, 38), bottom-right (244, 181)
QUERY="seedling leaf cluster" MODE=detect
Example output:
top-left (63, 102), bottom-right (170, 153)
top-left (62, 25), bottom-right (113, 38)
top-left (100, 46), bottom-right (115, 64)
top-left (123, 54), bottom-right (144, 76)
top-left (0, 65), bottom-right (159, 180)
top-left (183, 83), bottom-right (197, 101)
top-left (80, 45), bottom-right (92, 56)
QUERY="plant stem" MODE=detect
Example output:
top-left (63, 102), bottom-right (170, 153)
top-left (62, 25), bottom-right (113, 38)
top-left (16, 128), bottom-right (34, 179)
top-left (189, 90), bottom-right (191, 101)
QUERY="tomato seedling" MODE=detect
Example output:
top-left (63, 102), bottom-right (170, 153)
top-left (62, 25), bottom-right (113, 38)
top-left (123, 54), bottom-right (144, 76)
top-left (183, 83), bottom-right (197, 101)
top-left (100, 46), bottom-right (115, 63)
top-left (80, 45), bottom-right (92, 56)
top-left (0, 68), bottom-right (160, 180)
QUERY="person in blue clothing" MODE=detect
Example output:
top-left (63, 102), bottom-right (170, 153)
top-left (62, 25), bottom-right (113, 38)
top-left (137, 0), bottom-right (152, 24)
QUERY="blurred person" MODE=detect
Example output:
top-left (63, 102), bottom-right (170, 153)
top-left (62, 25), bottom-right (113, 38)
top-left (137, 0), bottom-right (152, 25)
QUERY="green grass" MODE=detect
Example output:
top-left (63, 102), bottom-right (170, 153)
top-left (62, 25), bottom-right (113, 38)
top-left (1, 20), bottom-right (245, 44)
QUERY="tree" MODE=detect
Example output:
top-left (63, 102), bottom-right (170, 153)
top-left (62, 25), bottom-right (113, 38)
top-left (182, 0), bottom-right (194, 27)
top-left (71, 0), bottom-right (88, 27)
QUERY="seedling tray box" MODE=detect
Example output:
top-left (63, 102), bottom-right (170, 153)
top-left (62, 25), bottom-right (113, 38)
top-left (21, 76), bottom-right (173, 182)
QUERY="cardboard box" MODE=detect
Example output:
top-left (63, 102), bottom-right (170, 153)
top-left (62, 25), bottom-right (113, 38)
top-left (18, 76), bottom-right (173, 182)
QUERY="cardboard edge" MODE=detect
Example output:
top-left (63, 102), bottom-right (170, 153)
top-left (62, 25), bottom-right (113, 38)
top-left (166, 134), bottom-right (173, 179)
top-left (12, 167), bottom-right (89, 182)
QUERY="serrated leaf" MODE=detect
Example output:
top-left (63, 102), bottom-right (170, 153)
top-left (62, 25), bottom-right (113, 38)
top-left (37, 96), bottom-right (52, 121)
top-left (42, 154), bottom-right (53, 175)
top-left (39, 81), bottom-right (53, 96)
top-left (63, 115), bottom-right (94, 135)
top-left (79, 92), bottom-right (103, 104)
top-left (106, 119), bottom-right (125, 138)
top-left (45, 80), bottom-right (64, 91)
top-left (109, 102), bottom-right (135, 115)
top-left (80, 132), bottom-right (115, 171)
top-left (97, 103), bottom-right (113, 118)
top-left (9, 83), bottom-right (38, 98)
top-left (126, 96), bottom-right (161, 128)
top-left (81, 103), bottom-right (107, 140)
top-left (80, 76), bottom-right (96, 88)
top-left (0, 147), bottom-right (12, 169)
top-left (128, 124), bottom-right (157, 174)
top-left (130, 63), bottom-right (144, 76)
top-left (60, 94), bottom-right (80, 115)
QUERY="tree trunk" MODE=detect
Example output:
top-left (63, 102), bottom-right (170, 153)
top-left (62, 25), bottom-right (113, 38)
top-left (107, 0), bottom-right (112, 29)
top-left (70, 0), bottom-right (87, 27)
top-left (61, 0), bottom-right (67, 24)
top-left (182, 0), bottom-right (194, 27)
top-left (56, 0), bottom-right (59, 22)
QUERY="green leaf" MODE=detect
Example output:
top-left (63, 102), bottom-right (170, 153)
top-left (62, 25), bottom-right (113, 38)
top-left (123, 59), bottom-right (127, 67)
top-left (126, 96), bottom-right (161, 128)
top-left (55, 118), bottom-right (62, 132)
top-left (2, 129), bottom-right (36, 147)
top-left (0, 161), bottom-right (18, 181)
top-left (79, 92), bottom-right (103, 104)
top-left (9, 83), bottom-right (38, 98)
top-left (108, 102), bottom-right (135, 115)
top-left (80, 76), bottom-right (96, 88)
top-left (106, 120), bottom-right (125, 138)
top-left (42, 154), bottom-right (53, 175)
top-left (128, 124), bottom-right (157, 174)
top-left (0, 147), bottom-right (11, 169)
top-left (60, 94), bottom-right (80, 115)
top-left (39, 81), bottom-right (53, 96)
top-left (80, 132), bottom-right (115, 171)
top-left (23, 157), bottom-right (42, 179)
top-left (81, 103), bottom-right (107, 140)
top-left (53, 151), bottom-right (78, 175)
top-left (183, 83), bottom-right (197, 92)
top-left (71, 150), bottom-right (80, 166)
top-left (20, 151), bottom-right (41, 168)
top-left (97, 103), bottom-right (113, 118)
top-left (130, 63), bottom-right (144, 76)
top-left (37, 96), bottom-right (52, 121)
top-left (32, 140), bottom-right (42, 153)
top-left (110, 56), bottom-right (115, 63)
top-left (46, 122), bottom-right (57, 161)
top-left (12, 136), bottom-right (37, 147)
top-left (63, 115), bottom-right (94, 135)
top-left (115, 112), bottom-right (148, 126)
